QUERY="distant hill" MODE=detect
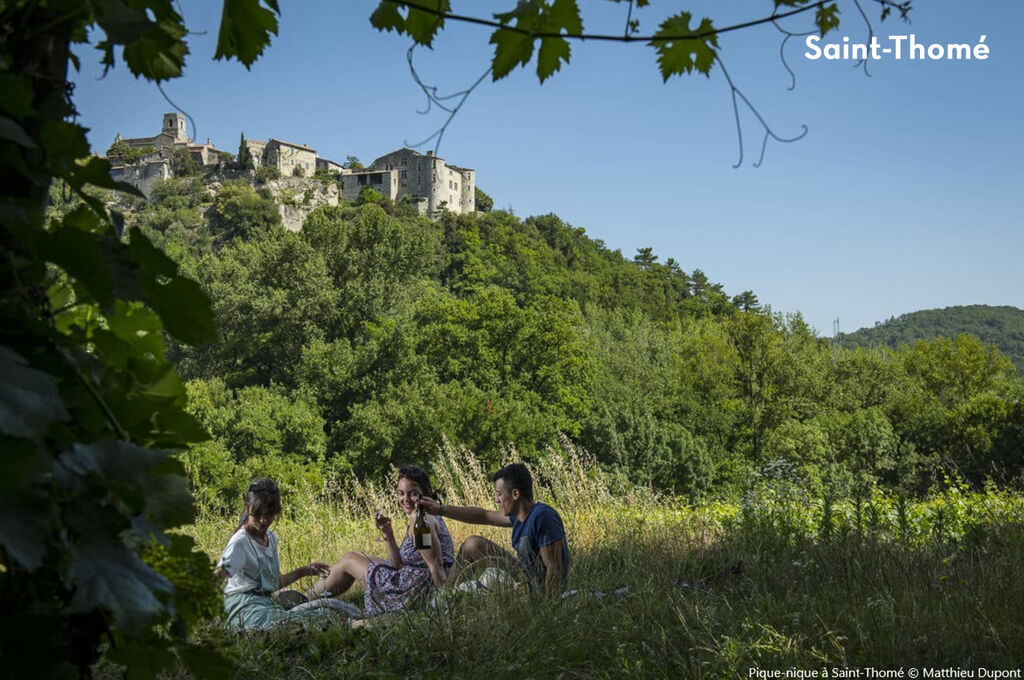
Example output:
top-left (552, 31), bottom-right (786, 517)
top-left (840, 305), bottom-right (1024, 373)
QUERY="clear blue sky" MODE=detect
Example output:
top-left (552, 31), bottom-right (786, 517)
top-left (71, 1), bottom-right (1023, 336)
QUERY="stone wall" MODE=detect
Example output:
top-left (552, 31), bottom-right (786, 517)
top-left (339, 169), bottom-right (398, 203)
top-left (111, 160), bottom-right (171, 198)
top-left (262, 176), bottom-right (341, 232)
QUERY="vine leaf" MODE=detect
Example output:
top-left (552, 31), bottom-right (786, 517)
top-left (121, 18), bottom-right (189, 81)
top-left (405, 0), bottom-right (450, 46)
top-left (0, 346), bottom-right (70, 440)
top-left (215, 0), bottom-right (280, 68)
top-left (0, 437), bottom-right (58, 570)
top-left (93, 0), bottom-right (189, 81)
top-left (491, 28), bottom-right (536, 81)
top-left (0, 74), bottom-right (34, 117)
top-left (537, 37), bottom-right (570, 82)
top-left (491, 0), bottom-right (582, 82)
top-left (0, 116), bottom-right (36, 148)
top-left (650, 12), bottom-right (718, 81)
top-left (537, 0), bottom-right (581, 82)
top-left (127, 228), bottom-right (218, 345)
top-left (491, 1), bottom-right (540, 80)
top-left (816, 3), bottom-right (841, 37)
top-left (371, 0), bottom-right (450, 47)
top-left (68, 537), bottom-right (172, 633)
top-left (370, 1), bottom-right (405, 33)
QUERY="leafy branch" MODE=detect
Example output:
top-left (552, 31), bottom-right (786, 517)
top-left (373, 0), bottom-right (912, 165)
top-left (378, 0), bottom-right (876, 44)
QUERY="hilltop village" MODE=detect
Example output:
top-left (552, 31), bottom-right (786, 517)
top-left (107, 113), bottom-right (476, 219)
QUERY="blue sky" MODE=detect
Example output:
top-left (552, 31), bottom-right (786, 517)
top-left (71, 1), bottom-right (1023, 336)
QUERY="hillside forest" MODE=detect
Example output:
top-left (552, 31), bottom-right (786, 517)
top-left (53, 175), bottom-right (1024, 513)
top-left (841, 305), bottom-right (1024, 376)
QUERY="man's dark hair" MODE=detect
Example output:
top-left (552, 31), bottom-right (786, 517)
top-left (492, 463), bottom-right (533, 501)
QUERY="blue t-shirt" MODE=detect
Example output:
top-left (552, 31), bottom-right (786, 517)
top-left (509, 502), bottom-right (570, 588)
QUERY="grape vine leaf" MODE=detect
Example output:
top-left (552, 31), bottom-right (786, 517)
top-left (215, 0), bottom-right (280, 68)
top-left (0, 345), bottom-right (70, 439)
top-left (816, 3), bottom-right (841, 37)
top-left (650, 12), bottom-right (718, 82)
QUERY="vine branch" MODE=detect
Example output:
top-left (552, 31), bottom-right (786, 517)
top-left (716, 56), bottom-right (808, 168)
top-left (381, 0), bottom-right (910, 43)
top-left (404, 46), bottom-right (491, 154)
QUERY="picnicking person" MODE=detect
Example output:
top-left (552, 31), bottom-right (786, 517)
top-left (214, 478), bottom-right (338, 630)
top-left (418, 463), bottom-right (570, 596)
top-left (306, 465), bottom-right (456, 617)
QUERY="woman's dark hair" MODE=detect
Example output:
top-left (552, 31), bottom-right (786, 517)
top-left (232, 478), bottom-right (282, 538)
top-left (493, 463), bottom-right (534, 501)
top-left (397, 465), bottom-right (435, 500)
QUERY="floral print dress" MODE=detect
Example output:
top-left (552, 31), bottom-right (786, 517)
top-left (363, 517), bottom-right (455, 617)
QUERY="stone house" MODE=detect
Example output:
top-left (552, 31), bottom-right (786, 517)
top-left (263, 139), bottom-right (317, 176)
top-left (339, 147), bottom-right (475, 216)
top-left (315, 157), bottom-right (344, 174)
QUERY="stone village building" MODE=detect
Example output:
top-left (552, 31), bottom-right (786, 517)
top-left (110, 113), bottom-right (475, 218)
top-left (109, 113), bottom-right (229, 196)
top-left (339, 148), bottom-right (475, 216)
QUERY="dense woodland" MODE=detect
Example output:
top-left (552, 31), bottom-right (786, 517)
top-left (68, 176), bottom-right (1024, 512)
top-left (841, 305), bottom-right (1024, 375)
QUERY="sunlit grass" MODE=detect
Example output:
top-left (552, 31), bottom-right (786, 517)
top-left (179, 442), bottom-right (1024, 678)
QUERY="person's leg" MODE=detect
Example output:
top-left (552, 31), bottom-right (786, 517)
top-left (445, 535), bottom-right (517, 586)
top-left (307, 551), bottom-right (374, 598)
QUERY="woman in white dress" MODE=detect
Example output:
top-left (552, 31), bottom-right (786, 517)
top-left (214, 478), bottom-right (333, 630)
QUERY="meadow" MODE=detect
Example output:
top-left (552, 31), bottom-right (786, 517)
top-left (168, 442), bottom-right (1024, 679)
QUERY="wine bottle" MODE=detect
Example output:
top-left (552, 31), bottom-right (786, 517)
top-left (413, 503), bottom-right (432, 550)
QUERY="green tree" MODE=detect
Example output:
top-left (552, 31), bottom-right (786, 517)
top-left (475, 186), bottom-right (494, 212)
top-left (255, 165), bottom-right (281, 183)
top-left (634, 247), bottom-right (657, 268)
top-left (303, 205), bottom-right (437, 332)
top-left (169, 146), bottom-right (201, 177)
top-left (238, 132), bottom-right (254, 171)
top-left (357, 186), bottom-right (383, 205)
top-left (177, 229), bottom-right (341, 387)
top-left (107, 139), bottom-right (158, 164)
top-left (209, 179), bottom-right (282, 242)
top-left (182, 378), bottom-right (327, 510)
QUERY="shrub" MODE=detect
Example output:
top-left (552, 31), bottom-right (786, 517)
top-left (255, 165), bottom-right (281, 183)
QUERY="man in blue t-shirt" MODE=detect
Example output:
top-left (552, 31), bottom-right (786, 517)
top-left (419, 463), bottom-right (570, 595)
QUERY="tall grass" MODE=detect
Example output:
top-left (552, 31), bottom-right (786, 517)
top-left (179, 442), bottom-right (1024, 679)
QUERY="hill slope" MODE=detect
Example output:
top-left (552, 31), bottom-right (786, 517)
top-left (840, 305), bottom-right (1024, 372)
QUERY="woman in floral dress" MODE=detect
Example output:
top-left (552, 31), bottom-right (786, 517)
top-left (308, 466), bottom-right (455, 616)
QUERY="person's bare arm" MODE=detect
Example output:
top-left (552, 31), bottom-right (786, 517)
top-left (420, 517), bottom-right (445, 587)
top-left (279, 562), bottom-right (330, 588)
top-left (540, 540), bottom-right (565, 597)
top-left (419, 496), bottom-right (511, 527)
top-left (376, 514), bottom-right (403, 568)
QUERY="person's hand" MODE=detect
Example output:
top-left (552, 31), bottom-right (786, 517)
top-left (374, 512), bottom-right (394, 541)
top-left (304, 562), bottom-right (330, 578)
top-left (418, 496), bottom-right (441, 516)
